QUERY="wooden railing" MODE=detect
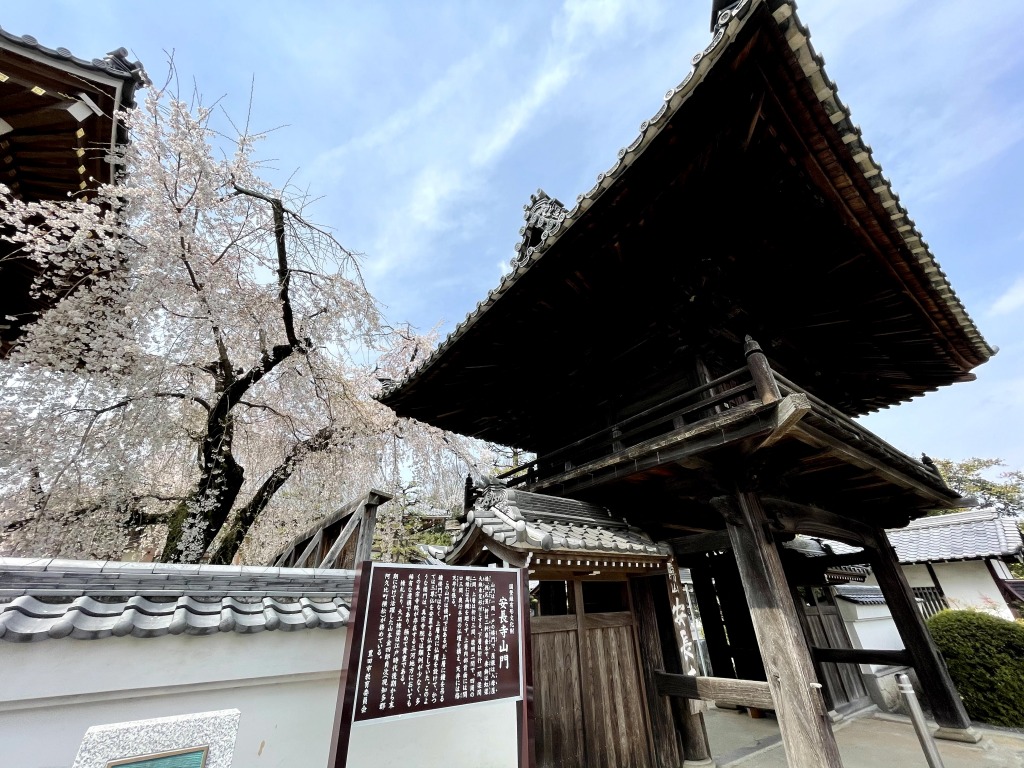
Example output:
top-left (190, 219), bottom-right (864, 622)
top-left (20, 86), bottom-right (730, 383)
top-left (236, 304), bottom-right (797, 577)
top-left (497, 364), bottom-right (757, 488)
top-left (269, 489), bottom-right (392, 569)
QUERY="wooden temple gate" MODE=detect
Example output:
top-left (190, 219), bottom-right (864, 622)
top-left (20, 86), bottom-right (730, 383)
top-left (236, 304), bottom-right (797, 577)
top-left (531, 577), bottom-right (654, 768)
top-left (377, 0), bottom-right (992, 765)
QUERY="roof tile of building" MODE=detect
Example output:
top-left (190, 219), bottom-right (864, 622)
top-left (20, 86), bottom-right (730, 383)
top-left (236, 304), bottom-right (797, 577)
top-left (887, 510), bottom-right (1024, 564)
top-left (833, 585), bottom-right (886, 605)
top-left (454, 486), bottom-right (670, 559)
top-left (0, 558), bottom-right (353, 643)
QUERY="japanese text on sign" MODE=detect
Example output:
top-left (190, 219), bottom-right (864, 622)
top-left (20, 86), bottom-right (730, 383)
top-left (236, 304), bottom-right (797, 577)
top-left (353, 565), bottom-right (523, 722)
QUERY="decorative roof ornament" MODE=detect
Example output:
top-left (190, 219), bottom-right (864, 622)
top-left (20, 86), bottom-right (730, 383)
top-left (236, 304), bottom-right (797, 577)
top-left (511, 189), bottom-right (567, 269)
top-left (711, 0), bottom-right (746, 32)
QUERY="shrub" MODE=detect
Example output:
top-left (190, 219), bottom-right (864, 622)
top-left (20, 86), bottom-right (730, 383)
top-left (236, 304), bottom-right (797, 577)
top-left (927, 609), bottom-right (1024, 727)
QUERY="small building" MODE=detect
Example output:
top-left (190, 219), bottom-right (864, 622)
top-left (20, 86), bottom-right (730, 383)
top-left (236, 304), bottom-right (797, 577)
top-left (885, 510), bottom-right (1023, 621)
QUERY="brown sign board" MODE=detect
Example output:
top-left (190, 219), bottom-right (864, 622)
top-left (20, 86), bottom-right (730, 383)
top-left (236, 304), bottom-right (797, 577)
top-left (330, 563), bottom-right (531, 768)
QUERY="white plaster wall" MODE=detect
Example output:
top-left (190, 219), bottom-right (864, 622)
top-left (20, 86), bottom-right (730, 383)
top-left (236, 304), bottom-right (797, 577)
top-left (1, 629), bottom-right (523, 768)
top-left (900, 563), bottom-right (933, 589)
top-left (347, 699), bottom-right (519, 768)
top-left (933, 560), bottom-right (1014, 620)
top-left (0, 629), bottom-right (346, 768)
top-left (836, 600), bottom-right (904, 653)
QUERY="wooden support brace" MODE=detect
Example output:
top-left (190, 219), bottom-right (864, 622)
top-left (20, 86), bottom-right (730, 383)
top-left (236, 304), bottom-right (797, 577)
top-left (292, 529), bottom-right (323, 568)
top-left (868, 529), bottom-right (977, 738)
top-left (654, 672), bottom-right (775, 711)
top-left (318, 509), bottom-right (363, 569)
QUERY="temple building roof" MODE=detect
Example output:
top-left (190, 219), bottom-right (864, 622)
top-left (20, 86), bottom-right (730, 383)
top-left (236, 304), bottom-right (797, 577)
top-left (380, 0), bottom-right (993, 451)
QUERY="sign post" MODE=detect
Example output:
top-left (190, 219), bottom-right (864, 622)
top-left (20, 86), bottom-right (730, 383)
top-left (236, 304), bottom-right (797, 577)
top-left (329, 563), bottom-right (531, 768)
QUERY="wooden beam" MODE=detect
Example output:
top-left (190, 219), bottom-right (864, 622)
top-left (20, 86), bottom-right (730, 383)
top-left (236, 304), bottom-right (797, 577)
top-left (744, 336), bottom-right (782, 404)
top-left (291, 529), bottom-right (323, 568)
top-left (792, 421), bottom-right (950, 503)
top-left (868, 529), bottom-right (974, 734)
top-left (670, 530), bottom-right (732, 556)
top-left (727, 491), bottom-right (844, 767)
top-left (762, 496), bottom-right (875, 547)
top-left (812, 647), bottom-right (912, 666)
top-left (317, 509), bottom-right (363, 569)
top-left (654, 672), bottom-right (774, 711)
top-left (757, 392), bottom-right (811, 450)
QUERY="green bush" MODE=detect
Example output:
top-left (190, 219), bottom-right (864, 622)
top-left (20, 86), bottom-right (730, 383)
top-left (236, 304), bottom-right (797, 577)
top-left (927, 609), bottom-right (1024, 727)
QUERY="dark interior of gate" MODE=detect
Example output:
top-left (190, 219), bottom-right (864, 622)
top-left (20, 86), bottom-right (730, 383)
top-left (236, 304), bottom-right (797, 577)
top-left (379, 1), bottom-right (993, 765)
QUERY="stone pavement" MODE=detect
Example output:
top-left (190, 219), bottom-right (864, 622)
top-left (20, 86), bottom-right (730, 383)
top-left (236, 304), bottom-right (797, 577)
top-left (703, 705), bottom-right (1024, 767)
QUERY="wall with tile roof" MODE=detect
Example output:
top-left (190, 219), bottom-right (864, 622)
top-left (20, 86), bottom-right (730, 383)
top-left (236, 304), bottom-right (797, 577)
top-left (0, 558), bottom-right (351, 766)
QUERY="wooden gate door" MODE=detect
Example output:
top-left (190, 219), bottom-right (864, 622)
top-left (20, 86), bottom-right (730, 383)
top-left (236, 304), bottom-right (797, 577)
top-left (530, 578), bottom-right (655, 768)
top-left (800, 585), bottom-right (869, 710)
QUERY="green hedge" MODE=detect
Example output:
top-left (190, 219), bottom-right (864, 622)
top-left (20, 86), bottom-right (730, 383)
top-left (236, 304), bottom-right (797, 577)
top-left (927, 609), bottom-right (1024, 727)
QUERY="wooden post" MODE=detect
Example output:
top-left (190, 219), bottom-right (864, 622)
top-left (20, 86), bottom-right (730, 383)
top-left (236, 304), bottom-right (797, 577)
top-left (724, 491), bottom-right (844, 767)
top-left (631, 575), bottom-right (698, 768)
top-left (662, 565), bottom-right (716, 766)
top-left (868, 530), bottom-right (979, 742)
top-left (353, 491), bottom-right (386, 565)
top-left (743, 336), bottom-right (781, 404)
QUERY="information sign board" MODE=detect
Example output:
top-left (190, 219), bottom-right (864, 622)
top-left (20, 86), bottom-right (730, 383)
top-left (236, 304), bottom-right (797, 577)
top-left (330, 563), bottom-right (531, 768)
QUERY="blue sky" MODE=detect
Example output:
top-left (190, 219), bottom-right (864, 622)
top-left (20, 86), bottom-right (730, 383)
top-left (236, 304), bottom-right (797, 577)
top-left (4, 1), bottom-right (1023, 470)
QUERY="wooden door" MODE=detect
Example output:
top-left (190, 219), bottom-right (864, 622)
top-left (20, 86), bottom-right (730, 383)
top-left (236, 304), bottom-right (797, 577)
top-left (530, 579), bottom-right (655, 768)
top-left (800, 585), bottom-right (869, 709)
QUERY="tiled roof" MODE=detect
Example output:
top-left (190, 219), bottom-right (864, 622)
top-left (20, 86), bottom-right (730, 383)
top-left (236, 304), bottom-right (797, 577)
top-left (0, 26), bottom-right (144, 84)
top-left (888, 510), bottom-right (1024, 564)
top-left (826, 510), bottom-right (1024, 564)
top-left (833, 585), bottom-right (886, 605)
top-left (379, 0), bottom-right (993, 404)
top-left (782, 537), bottom-right (869, 582)
top-left (0, 558), bottom-right (353, 643)
top-left (452, 486), bottom-right (670, 559)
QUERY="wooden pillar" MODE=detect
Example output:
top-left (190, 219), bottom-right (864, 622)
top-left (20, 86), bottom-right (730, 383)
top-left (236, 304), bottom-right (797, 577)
top-left (743, 336), bottom-right (781, 404)
top-left (353, 491), bottom-right (386, 564)
top-left (689, 559), bottom-right (735, 679)
top-left (632, 574), bottom-right (713, 767)
top-left (723, 492), bottom-right (844, 767)
top-left (868, 529), bottom-right (979, 741)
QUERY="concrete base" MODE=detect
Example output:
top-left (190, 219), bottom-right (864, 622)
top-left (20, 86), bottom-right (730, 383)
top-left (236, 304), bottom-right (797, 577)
top-left (932, 726), bottom-right (982, 744)
top-left (682, 759), bottom-right (716, 767)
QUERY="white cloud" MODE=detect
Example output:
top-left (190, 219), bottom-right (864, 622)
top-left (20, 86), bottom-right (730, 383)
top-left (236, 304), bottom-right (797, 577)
top-left (991, 275), bottom-right (1024, 316)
